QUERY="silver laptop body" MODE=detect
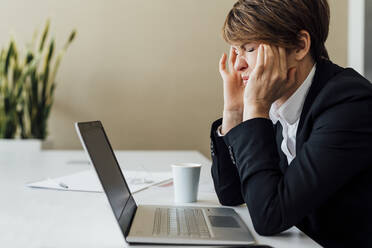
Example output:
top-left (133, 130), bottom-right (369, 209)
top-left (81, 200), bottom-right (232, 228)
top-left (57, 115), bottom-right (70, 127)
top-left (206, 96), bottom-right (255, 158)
top-left (75, 121), bottom-right (255, 245)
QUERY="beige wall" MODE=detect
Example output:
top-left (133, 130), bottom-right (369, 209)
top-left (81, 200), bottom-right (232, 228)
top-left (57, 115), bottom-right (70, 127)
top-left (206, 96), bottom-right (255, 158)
top-left (0, 0), bottom-right (348, 158)
top-left (327, 0), bottom-right (348, 67)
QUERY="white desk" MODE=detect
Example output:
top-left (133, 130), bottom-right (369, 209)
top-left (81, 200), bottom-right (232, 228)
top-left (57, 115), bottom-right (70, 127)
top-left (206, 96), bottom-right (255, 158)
top-left (0, 150), bottom-right (320, 248)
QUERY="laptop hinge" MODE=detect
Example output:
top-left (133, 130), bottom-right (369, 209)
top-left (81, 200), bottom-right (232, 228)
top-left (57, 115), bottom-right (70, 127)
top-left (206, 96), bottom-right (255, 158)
top-left (118, 195), bottom-right (137, 237)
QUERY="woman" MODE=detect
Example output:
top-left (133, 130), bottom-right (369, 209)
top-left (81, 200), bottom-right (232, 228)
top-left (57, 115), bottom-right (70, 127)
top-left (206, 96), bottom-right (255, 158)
top-left (210, 0), bottom-right (372, 247)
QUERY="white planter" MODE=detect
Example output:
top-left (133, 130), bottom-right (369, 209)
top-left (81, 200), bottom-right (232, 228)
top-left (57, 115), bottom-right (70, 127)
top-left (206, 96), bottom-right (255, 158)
top-left (0, 139), bottom-right (42, 152)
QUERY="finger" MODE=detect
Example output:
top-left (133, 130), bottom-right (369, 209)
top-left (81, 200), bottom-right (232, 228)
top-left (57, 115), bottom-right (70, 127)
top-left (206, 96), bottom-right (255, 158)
top-left (264, 45), bottom-right (275, 73)
top-left (272, 46), bottom-right (280, 70)
top-left (219, 53), bottom-right (227, 74)
top-left (228, 46), bottom-right (237, 71)
top-left (253, 44), bottom-right (264, 75)
top-left (278, 47), bottom-right (287, 77)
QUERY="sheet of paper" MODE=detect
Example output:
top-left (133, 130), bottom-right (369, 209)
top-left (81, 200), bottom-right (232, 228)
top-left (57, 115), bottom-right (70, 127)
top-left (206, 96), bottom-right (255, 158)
top-left (26, 169), bottom-right (172, 194)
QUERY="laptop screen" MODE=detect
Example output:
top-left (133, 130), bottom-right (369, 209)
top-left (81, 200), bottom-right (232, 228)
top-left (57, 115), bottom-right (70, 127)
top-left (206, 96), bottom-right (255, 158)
top-left (76, 121), bottom-right (137, 235)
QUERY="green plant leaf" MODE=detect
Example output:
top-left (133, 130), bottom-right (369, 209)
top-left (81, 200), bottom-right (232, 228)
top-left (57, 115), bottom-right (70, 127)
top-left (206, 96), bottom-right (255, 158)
top-left (39, 19), bottom-right (50, 52)
top-left (0, 19), bottom-right (76, 139)
top-left (4, 41), bottom-right (14, 74)
top-left (25, 52), bottom-right (34, 64)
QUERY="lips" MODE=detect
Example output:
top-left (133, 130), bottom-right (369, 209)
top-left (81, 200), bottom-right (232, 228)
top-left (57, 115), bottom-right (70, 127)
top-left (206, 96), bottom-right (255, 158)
top-left (242, 75), bottom-right (249, 86)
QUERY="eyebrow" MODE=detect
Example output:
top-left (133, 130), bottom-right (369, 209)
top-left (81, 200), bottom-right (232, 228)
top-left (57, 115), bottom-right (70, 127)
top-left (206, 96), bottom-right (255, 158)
top-left (232, 43), bottom-right (251, 51)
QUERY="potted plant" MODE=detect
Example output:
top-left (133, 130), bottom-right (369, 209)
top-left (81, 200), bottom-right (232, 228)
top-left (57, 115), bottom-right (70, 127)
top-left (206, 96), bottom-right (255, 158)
top-left (0, 20), bottom-right (76, 151)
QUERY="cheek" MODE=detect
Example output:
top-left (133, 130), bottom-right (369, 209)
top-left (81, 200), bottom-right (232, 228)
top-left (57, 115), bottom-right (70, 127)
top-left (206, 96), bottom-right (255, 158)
top-left (246, 52), bottom-right (258, 70)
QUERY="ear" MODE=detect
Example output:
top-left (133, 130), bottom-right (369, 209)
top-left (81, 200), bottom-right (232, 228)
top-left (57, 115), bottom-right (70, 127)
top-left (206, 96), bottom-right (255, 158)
top-left (294, 30), bottom-right (311, 61)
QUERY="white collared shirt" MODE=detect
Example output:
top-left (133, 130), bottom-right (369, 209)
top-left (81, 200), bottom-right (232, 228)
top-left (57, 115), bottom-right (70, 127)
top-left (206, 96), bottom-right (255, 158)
top-left (269, 64), bottom-right (316, 165)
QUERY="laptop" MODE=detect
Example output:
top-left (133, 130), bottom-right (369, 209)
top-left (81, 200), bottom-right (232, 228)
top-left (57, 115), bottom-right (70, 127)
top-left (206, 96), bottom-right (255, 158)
top-left (75, 121), bottom-right (255, 245)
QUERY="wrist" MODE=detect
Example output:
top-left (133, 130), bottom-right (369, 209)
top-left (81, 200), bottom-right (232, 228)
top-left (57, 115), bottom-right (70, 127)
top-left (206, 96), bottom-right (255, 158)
top-left (221, 109), bottom-right (243, 135)
top-left (223, 105), bottom-right (243, 114)
top-left (243, 102), bottom-right (270, 121)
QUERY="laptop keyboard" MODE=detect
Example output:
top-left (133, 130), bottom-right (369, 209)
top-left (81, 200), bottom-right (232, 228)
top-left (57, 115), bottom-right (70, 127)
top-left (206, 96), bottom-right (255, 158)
top-left (152, 207), bottom-right (211, 238)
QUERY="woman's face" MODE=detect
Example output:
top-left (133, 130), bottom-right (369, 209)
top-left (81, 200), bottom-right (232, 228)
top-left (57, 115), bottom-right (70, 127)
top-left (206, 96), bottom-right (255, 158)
top-left (232, 42), bottom-right (260, 82)
top-left (232, 42), bottom-right (296, 84)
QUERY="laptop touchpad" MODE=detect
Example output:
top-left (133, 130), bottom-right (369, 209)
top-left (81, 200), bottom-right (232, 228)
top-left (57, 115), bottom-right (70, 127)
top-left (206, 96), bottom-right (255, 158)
top-left (208, 215), bottom-right (240, 228)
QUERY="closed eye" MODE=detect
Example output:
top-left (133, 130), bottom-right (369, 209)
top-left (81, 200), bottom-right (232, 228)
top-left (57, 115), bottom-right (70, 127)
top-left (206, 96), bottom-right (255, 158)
top-left (242, 43), bottom-right (255, 53)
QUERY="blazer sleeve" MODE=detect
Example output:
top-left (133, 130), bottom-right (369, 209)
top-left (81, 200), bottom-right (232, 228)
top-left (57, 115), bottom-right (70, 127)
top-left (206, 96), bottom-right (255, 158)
top-left (210, 118), bottom-right (244, 206)
top-left (223, 96), bottom-right (372, 236)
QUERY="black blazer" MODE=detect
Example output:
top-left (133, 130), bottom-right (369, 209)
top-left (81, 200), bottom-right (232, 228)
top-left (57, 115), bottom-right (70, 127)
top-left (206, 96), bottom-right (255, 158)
top-left (210, 59), bottom-right (372, 247)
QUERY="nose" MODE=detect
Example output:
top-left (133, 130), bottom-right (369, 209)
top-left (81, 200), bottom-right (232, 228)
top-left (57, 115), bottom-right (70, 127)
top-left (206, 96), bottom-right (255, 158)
top-left (234, 55), bottom-right (248, 72)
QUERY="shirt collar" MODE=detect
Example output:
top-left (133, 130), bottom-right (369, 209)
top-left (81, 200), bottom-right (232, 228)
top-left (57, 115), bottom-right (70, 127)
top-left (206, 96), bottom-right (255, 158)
top-left (270, 64), bottom-right (316, 125)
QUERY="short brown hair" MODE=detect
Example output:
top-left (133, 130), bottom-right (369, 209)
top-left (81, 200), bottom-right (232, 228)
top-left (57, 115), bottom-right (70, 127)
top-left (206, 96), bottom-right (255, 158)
top-left (223, 0), bottom-right (330, 62)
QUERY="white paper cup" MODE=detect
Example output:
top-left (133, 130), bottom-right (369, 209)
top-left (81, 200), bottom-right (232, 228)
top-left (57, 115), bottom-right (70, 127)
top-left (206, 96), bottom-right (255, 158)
top-left (171, 163), bottom-right (201, 203)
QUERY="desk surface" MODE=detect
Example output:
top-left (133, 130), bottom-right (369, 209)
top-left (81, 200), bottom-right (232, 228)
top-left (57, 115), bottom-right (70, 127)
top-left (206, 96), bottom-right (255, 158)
top-left (1, 150), bottom-right (320, 248)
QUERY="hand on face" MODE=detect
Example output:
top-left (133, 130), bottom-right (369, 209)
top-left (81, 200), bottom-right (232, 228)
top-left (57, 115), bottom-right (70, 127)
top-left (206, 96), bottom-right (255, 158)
top-left (218, 43), bottom-right (297, 134)
top-left (219, 46), bottom-right (245, 113)
top-left (243, 44), bottom-right (297, 120)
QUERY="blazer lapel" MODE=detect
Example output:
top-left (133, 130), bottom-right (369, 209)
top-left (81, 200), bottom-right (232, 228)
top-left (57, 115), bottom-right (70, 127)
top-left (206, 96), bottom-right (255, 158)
top-left (275, 122), bottom-right (289, 173)
top-left (296, 59), bottom-right (344, 150)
